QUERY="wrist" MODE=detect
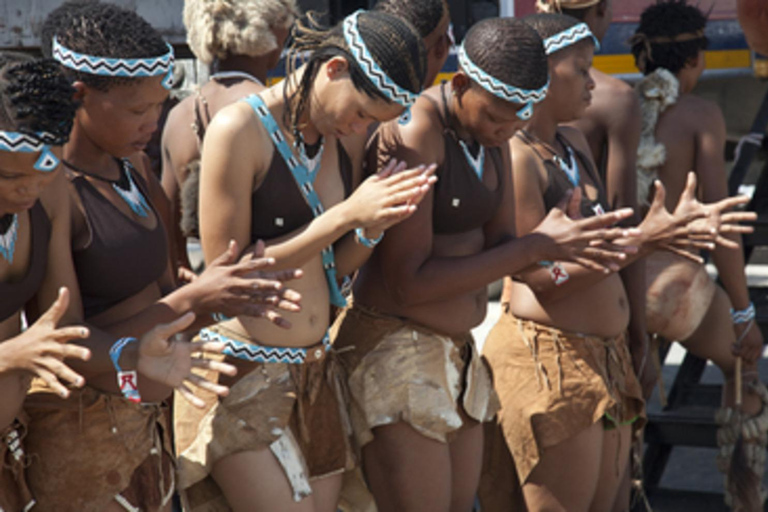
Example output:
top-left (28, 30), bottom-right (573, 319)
top-left (109, 337), bottom-right (141, 403)
top-left (355, 227), bottom-right (384, 248)
top-left (731, 302), bottom-right (756, 325)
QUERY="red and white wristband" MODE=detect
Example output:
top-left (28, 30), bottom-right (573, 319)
top-left (109, 337), bottom-right (141, 403)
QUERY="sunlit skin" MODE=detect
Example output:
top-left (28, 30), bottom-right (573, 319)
top-left (161, 23), bottom-right (293, 272)
top-left (197, 52), bottom-right (435, 511)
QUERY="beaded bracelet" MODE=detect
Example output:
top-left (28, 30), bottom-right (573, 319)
top-left (355, 227), bottom-right (384, 248)
top-left (731, 302), bottom-right (756, 325)
top-left (109, 337), bottom-right (141, 403)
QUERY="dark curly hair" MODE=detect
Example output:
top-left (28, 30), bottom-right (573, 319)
top-left (284, 10), bottom-right (426, 139)
top-left (373, 0), bottom-right (447, 39)
top-left (40, 0), bottom-right (169, 91)
top-left (462, 17), bottom-right (548, 92)
top-left (0, 52), bottom-right (77, 145)
top-left (631, 0), bottom-right (708, 75)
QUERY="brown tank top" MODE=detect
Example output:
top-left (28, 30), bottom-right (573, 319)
top-left (520, 132), bottom-right (609, 218)
top-left (69, 160), bottom-right (168, 319)
top-left (431, 83), bottom-right (504, 234)
top-left (0, 202), bottom-right (50, 322)
top-left (250, 140), bottom-right (353, 242)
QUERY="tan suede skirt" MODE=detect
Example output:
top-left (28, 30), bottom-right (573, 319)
top-left (174, 325), bottom-right (354, 512)
top-left (23, 384), bottom-right (174, 512)
top-left (481, 311), bottom-right (646, 485)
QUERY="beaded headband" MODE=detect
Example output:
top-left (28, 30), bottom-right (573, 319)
top-left (52, 37), bottom-right (175, 90)
top-left (543, 23), bottom-right (600, 55)
top-left (457, 43), bottom-right (549, 121)
top-left (0, 131), bottom-right (59, 172)
top-left (342, 10), bottom-right (419, 108)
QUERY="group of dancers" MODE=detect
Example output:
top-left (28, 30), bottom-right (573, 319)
top-left (0, 0), bottom-right (765, 511)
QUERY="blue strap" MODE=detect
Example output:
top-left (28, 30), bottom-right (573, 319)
top-left (242, 94), bottom-right (347, 307)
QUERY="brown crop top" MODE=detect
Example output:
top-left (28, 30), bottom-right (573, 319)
top-left (369, 84), bottom-right (504, 235)
top-left (69, 159), bottom-right (168, 319)
top-left (0, 202), bottom-right (50, 322)
top-left (250, 140), bottom-right (353, 242)
top-left (519, 132), bottom-right (609, 218)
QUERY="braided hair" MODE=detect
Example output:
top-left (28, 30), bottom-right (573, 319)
top-left (524, 13), bottom-right (598, 56)
top-left (40, 0), bottom-right (169, 91)
top-left (284, 10), bottom-right (426, 138)
top-left (463, 17), bottom-right (548, 93)
top-left (631, 0), bottom-right (708, 75)
top-left (373, 0), bottom-right (448, 39)
top-left (0, 52), bottom-right (77, 145)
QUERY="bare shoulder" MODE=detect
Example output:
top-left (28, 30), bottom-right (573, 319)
top-left (393, 93), bottom-right (445, 163)
top-left (163, 92), bottom-right (195, 135)
top-left (38, 170), bottom-right (71, 219)
top-left (592, 71), bottom-right (641, 123)
top-left (675, 94), bottom-right (724, 125)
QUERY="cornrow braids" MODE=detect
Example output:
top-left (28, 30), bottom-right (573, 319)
top-left (284, 10), bottom-right (426, 139)
top-left (462, 17), bottom-right (548, 93)
top-left (631, 0), bottom-right (708, 75)
top-left (373, 0), bottom-right (448, 39)
top-left (41, 0), bottom-right (169, 91)
top-left (0, 52), bottom-right (77, 145)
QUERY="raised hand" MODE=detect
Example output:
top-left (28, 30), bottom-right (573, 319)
top-left (188, 239), bottom-right (303, 327)
top-left (531, 188), bottom-right (640, 273)
top-left (0, 287), bottom-right (91, 398)
top-left (136, 312), bottom-right (237, 408)
top-left (347, 160), bottom-right (438, 235)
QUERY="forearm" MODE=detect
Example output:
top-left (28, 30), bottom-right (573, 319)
top-left (255, 202), bottom-right (357, 271)
top-left (390, 234), bottom-right (545, 307)
top-left (712, 234), bottom-right (750, 310)
top-left (335, 230), bottom-right (376, 279)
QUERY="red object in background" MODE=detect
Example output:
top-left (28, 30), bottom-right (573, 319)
top-left (738, 0), bottom-right (768, 54)
top-left (513, 0), bottom-right (738, 21)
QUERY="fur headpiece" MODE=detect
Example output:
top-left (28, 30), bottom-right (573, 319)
top-left (184, 0), bottom-right (299, 64)
top-left (635, 68), bottom-right (679, 207)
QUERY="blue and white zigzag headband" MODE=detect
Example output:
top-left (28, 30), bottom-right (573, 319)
top-left (52, 37), bottom-right (175, 90)
top-left (543, 23), bottom-right (600, 55)
top-left (0, 131), bottom-right (59, 172)
top-left (342, 10), bottom-right (419, 108)
top-left (457, 43), bottom-right (549, 121)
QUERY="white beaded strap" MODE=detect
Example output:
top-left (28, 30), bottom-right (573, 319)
top-left (457, 43), bottom-right (549, 120)
top-left (342, 10), bottom-right (419, 108)
top-left (52, 36), bottom-right (175, 90)
top-left (543, 22), bottom-right (601, 55)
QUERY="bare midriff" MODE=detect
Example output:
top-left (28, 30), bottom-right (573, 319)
top-left (355, 227), bottom-right (489, 337)
top-left (226, 253), bottom-right (331, 347)
top-left (505, 272), bottom-right (630, 338)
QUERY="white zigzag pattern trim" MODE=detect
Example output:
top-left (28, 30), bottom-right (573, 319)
top-left (543, 23), bottom-right (600, 55)
top-left (0, 131), bottom-right (54, 152)
top-left (52, 37), bottom-right (174, 79)
top-left (343, 10), bottom-right (418, 107)
top-left (458, 45), bottom-right (549, 105)
top-left (200, 329), bottom-right (325, 364)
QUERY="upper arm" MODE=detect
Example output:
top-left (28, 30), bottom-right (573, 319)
top-left (34, 172), bottom-right (84, 324)
top-left (375, 113), bottom-right (443, 295)
top-left (603, 90), bottom-right (642, 211)
top-left (198, 103), bottom-right (264, 264)
top-left (694, 101), bottom-right (728, 202)
top-left (483, 143), bottom-right (516, 247)
top-left (509, 138), bottom-right (549, 236)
